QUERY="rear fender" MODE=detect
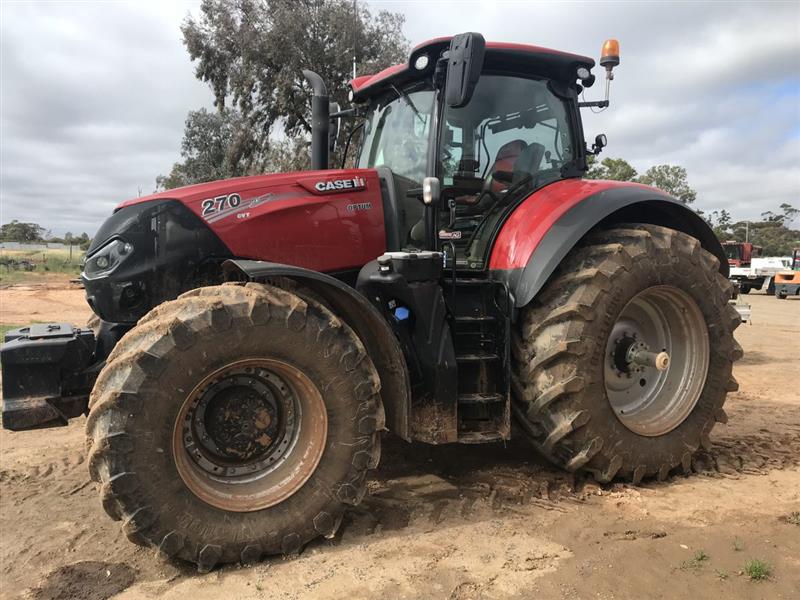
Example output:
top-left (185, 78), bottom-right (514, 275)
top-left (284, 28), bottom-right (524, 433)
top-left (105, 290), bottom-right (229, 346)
top-left (223, 259), bottom-right (411, 440)
top-left (489, 180), bottom-right (727, 308)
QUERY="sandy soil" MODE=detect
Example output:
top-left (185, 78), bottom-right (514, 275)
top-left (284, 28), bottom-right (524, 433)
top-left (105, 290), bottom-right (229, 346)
top-left (0, 285), bottom-right (798, 599)
top-left (0, 275), bottom-right (91, 326)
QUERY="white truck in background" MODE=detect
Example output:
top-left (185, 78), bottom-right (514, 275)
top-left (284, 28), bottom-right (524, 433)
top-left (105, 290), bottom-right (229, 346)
top-left (729, 256), bottom-right (792, 294)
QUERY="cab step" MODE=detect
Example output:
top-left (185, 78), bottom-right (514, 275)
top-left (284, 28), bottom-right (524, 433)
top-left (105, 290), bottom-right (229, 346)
top-left (453, 315), bottom-right (496, 323)
top-left (456, 352), bottom-right (499, 362)
top-left (457, 431), bottom-right (505, 444)
top-left (458, 393), bottom-right (504, 405)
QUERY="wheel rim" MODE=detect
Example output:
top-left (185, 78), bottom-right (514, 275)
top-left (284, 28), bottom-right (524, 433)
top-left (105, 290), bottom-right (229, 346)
top-left (604, 286), bottom-right (709, 436)
top-left (172, 358), bottom-right (327, 512)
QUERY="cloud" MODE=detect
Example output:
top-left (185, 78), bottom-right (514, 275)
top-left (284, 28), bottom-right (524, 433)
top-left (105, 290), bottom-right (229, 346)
top-left (1, 1), bottom-right (798, 236)
top-left (1, 2), bottom-right (213, 235)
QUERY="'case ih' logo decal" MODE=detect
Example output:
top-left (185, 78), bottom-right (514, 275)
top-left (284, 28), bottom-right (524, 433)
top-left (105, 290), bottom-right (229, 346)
top-left (314, 177), bottom-right (366, 193)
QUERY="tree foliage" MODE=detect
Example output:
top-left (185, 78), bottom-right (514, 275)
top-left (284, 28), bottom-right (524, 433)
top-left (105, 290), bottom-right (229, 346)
top-left (708, 203), bottom-right (800, 256)
top-left (585, 157), bottom-right (696, 203)
top-left (157, 108), bottom-right (256, 189)
top-left (159, 0), bottom-right (408, 189)
top-left (0, 220), bottom-right (46, 242)
top-left (637, 165), bottom-right (696, 204)
top-left (586, 156), bottom-right (638, 182)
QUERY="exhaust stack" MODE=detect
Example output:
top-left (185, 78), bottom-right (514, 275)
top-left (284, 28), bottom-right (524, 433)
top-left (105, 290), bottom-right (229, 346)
top-left (302, 70), bottom-right (330, 170)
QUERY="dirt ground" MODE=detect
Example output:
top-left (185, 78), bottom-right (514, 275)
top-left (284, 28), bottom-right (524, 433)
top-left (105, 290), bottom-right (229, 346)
top-left (0, 280), bottom-right (798, 599)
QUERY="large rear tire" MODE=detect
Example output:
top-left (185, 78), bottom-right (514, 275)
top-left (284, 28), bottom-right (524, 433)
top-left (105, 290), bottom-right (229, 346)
top-left (512, 224), bottom-right (742, 484)
top-left (86, 283), bottom-right (383, 571)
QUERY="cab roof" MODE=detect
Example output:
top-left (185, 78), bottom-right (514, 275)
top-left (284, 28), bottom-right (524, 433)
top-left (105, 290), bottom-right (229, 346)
top-left (350, 36), bottom-right (594, 101)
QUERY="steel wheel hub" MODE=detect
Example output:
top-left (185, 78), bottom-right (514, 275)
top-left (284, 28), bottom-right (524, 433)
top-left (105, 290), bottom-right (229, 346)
top-left (183, 369), bottom-right (296, 477)
top-left (604, 286), bottom-right (710, 436)
top-left (173, 358), bottom-right (327, 512)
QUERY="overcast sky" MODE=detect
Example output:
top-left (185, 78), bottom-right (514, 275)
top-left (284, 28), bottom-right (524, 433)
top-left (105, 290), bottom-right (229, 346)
top-left (1, 1), bottom-right (798, 236)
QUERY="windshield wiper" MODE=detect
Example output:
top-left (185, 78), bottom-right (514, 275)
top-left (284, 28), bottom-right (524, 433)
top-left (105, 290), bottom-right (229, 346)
top-left (391, 84), bottom-right (425, 124)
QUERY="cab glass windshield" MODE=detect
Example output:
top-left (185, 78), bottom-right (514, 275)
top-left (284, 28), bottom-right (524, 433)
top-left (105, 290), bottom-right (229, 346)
top-left (357, 85), bottom-right (435, 183)
top-left (438, 75), bottom-right (575, 269)
top-left (357, 84), bottom-right (435, 248)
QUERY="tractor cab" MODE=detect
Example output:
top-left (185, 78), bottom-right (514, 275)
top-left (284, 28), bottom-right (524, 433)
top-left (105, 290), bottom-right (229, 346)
top-left (311, 35), bottom-right (615, 443)
top-left (348, 35), bottom-right (598, 270)
top-left (722, 240), bottom-right (762, 268)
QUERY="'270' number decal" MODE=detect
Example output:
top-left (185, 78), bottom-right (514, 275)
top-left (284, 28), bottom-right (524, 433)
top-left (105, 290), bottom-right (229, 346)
top-left (201, 193), bottom-right (241, 217)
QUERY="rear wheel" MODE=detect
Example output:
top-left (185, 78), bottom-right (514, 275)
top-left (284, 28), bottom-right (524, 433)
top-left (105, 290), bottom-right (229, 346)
top-left (512, 224), bottom-right (742, 483)
top-left (86, 283), bottom-right (383, 571)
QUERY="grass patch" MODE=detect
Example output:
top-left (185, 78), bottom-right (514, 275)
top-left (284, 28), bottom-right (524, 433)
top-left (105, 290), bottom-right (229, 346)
top-left (680, 549), bottom-right (710, 571)
top-left (743, 559), bottom-right (771, 581)
top-left (787, 511), bottom-right (800, 526)
top-left (0, 248), bottom-right (84, 284)
top-left (693, 549), bottom-right (708, 562)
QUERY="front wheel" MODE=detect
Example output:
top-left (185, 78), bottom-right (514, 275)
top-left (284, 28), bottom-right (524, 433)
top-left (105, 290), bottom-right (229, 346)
top-left (86, 283), bottom-right (383, 571)
top-left (512, 224), bottom-right (742, 484)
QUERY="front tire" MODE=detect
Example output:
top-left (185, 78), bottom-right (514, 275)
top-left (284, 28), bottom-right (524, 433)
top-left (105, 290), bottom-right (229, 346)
top-left (86, 283), bottom-right (383, 571)
top-left (512, 224), bottom-right (742, 484)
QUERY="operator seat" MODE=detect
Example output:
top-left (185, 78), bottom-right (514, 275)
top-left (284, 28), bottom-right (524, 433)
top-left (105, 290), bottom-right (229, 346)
top-left (512, 142), bottom-right (546, 183)
top-left (457, 139), bottom-right (528, 217)
top-left (486, 139), bottom-right (527, 193)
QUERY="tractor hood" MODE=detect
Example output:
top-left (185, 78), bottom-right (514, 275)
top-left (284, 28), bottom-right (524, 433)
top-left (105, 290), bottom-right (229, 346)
top-left (86, 168), bottom-right (386, 324)
top-left (116, 169), bottom-right (372, 211)
top-left (92, 168), bottom-right (386, 269)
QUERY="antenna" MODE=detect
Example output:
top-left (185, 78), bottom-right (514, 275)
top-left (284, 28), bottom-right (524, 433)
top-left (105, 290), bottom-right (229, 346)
top-left (352, 0), bottom-right (357, 79)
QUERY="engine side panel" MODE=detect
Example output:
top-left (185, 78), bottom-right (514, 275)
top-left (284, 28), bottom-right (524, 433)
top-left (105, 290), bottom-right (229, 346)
top-left (119, 169), bottom-right (386, 273)
top-left (488, 179), bottom-right (727, 308)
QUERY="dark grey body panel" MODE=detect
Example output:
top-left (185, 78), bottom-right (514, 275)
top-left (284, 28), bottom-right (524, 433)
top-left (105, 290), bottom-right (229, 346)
top-left (493, 186), bottom-right (728, 309)
top-left (223, 259), bottom-right (412, 440)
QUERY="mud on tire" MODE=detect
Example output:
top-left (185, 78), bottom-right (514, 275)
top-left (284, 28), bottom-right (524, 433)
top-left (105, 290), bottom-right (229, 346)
top-left (86, 282), bottom-right (384, 571)
top-left (512, 224), bottom-right (742, 484)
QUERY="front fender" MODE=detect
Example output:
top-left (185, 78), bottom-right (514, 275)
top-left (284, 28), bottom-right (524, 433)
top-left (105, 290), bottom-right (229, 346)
top-left (223, 259), bottom-right (412, 440)
top-left (489, 179), bottom-right (727, 308)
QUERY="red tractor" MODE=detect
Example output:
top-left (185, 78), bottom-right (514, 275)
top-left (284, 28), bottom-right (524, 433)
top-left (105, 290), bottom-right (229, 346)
top-left (722, 240), bottom-right (762, 268)
top-left (1, 34), bottom-right (741, 571)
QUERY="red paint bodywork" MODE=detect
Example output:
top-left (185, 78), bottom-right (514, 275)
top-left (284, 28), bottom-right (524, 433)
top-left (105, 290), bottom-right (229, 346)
top-left (119, 169), bottom-right (386, 272)
top-left (489, 179), bottom-right (655, 270)
top-left (720, 241), bottom-right (760, 268)
top-left (121, 174), bottom-right (657, 276)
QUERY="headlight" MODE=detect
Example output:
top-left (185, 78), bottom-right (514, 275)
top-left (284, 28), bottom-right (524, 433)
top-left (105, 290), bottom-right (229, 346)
top-left (82, 239), bottom-right (134, 280)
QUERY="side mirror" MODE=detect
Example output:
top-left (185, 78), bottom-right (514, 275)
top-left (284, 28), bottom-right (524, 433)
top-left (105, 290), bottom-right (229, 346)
top-left (445, 32), bottom-right (486, 108)
top-left (592, 133), bottom-right (607, 155)
top-left (328, 101), bottom-right (340, 154)
top-left (422, 177), bottom-right (440, 205)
